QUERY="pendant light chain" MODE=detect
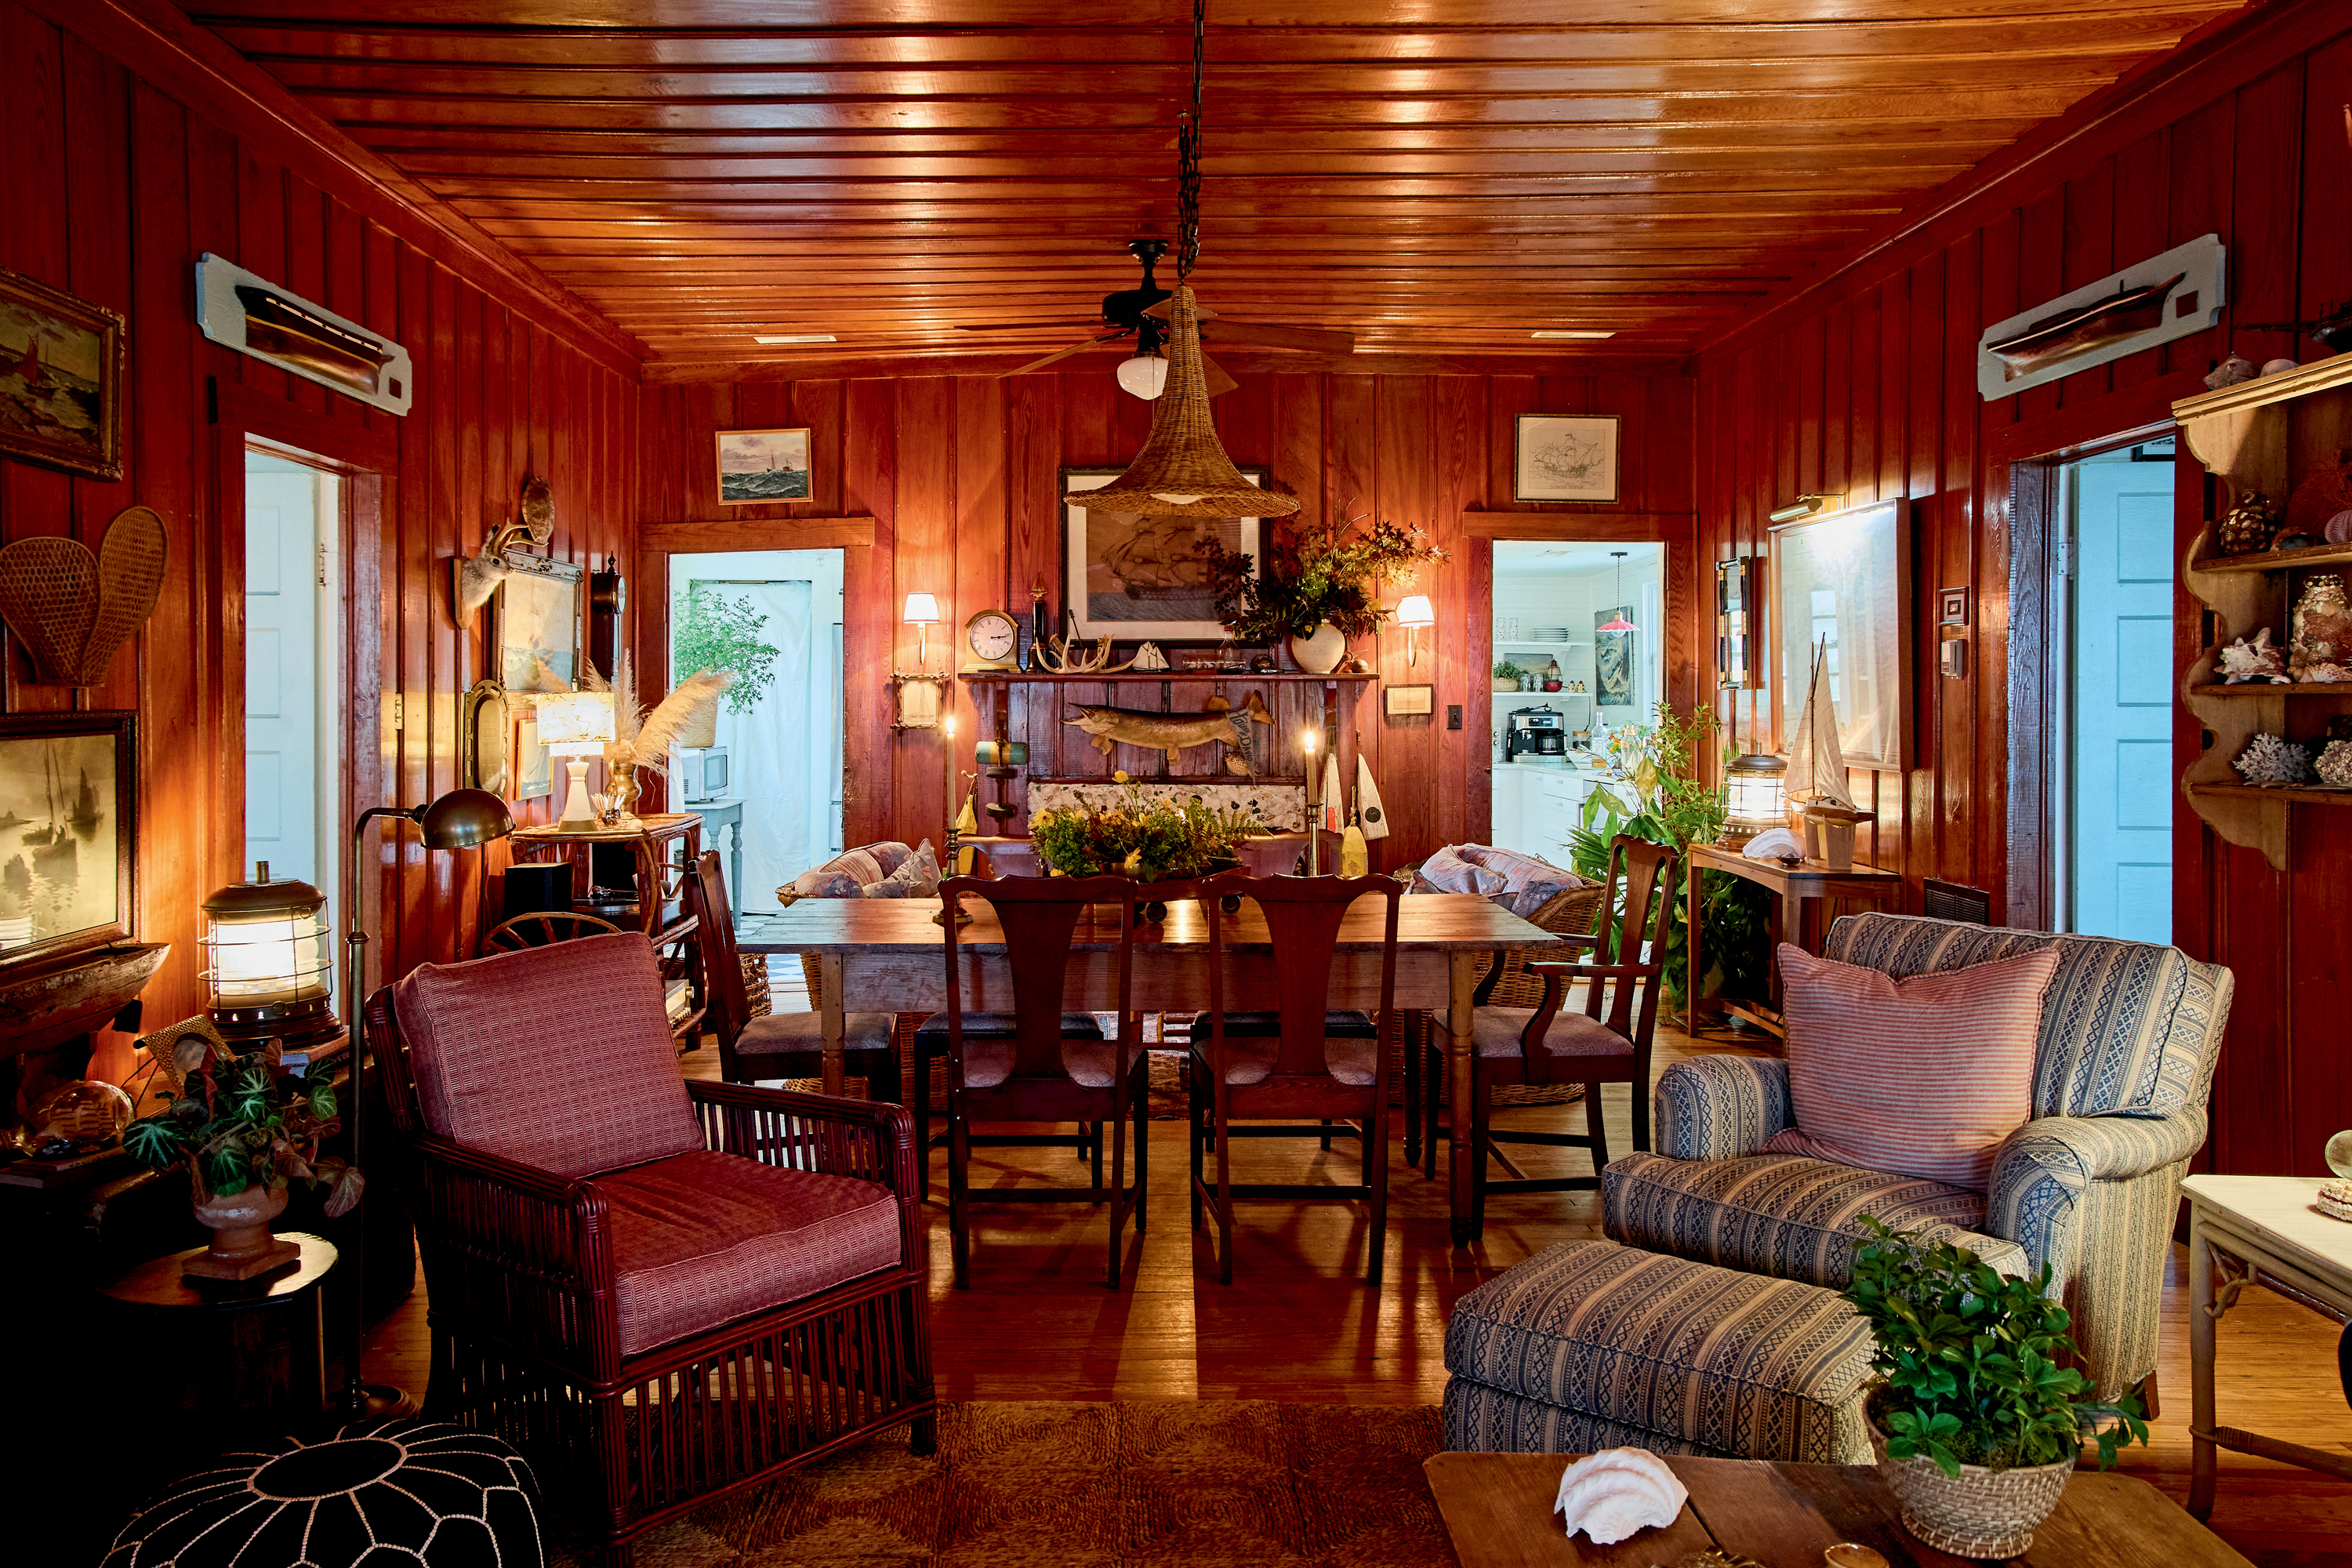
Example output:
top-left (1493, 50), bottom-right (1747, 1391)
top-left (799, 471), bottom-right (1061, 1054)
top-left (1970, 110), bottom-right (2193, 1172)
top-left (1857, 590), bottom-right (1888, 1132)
top-left (1175, 0), bottom-right (1205, 280)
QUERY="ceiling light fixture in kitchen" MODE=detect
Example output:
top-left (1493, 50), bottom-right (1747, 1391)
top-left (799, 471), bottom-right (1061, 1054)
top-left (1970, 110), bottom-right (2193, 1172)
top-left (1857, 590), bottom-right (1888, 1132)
top-left (1597, 551), bottom-right (1638, 633)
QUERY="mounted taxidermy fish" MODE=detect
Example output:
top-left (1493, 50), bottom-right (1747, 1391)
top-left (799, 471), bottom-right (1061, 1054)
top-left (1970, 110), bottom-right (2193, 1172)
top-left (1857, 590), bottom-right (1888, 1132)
top-left (1064, 691), bottom-right (1273, 774)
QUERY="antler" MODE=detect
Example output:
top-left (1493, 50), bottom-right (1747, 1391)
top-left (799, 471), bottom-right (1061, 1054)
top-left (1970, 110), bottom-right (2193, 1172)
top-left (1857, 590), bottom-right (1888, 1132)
top-left (1037, 633), bottom-right (1135, 675)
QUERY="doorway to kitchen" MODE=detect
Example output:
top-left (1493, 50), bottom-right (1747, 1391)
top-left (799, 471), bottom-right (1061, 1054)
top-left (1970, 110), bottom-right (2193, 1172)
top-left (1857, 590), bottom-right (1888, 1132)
top-left (1486, 540), bottom-right (1661, 864)
top-left (242, 447), bottom-right (344, 935)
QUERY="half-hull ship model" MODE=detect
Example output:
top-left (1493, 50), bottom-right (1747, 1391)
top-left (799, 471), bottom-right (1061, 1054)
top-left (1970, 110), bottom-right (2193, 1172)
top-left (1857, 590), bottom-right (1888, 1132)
top-left (1985, 271), bottom-right (2185, 379)
top-left (234, 285), bottom-right (395, 397)
top-left (1784, 638), bottom-right (1873, 870)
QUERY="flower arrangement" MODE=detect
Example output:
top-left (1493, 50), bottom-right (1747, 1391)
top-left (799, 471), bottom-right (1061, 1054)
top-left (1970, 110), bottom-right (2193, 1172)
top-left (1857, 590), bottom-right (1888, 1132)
top-left (1197, 506), bottom-right (1446, 643)
top-left (1845, 1217), bottom-right (2147, 1476)
top-left (1029, 777), bottom-right (1264, 881)
top-left (123, 1022), bottom-right (362, 1214)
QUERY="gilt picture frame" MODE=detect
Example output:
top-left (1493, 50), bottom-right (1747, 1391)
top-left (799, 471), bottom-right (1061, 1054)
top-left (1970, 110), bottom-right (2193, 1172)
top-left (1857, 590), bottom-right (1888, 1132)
top-left (0, 264), bottom-right (125, 481)
top-left (1769, 498), bottom-right (1911, 771)
top-left (0, 710), bottom-right (136, 973)
top-left (1062, 467), bottom-right (1266, 642)
top-left (1513, 414), bottom-right (1619, 503)
top-left (494, 553), bottom-right (585, 695)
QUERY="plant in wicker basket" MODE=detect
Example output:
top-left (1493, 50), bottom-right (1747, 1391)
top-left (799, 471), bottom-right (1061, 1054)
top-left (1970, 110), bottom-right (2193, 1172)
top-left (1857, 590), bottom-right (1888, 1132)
top-left (1843, 1218), bottom-right (2146, 1556)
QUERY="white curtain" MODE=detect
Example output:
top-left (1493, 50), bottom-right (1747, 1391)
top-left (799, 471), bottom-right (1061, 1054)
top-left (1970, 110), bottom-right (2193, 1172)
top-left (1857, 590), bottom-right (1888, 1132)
top-left (705, 581), bottom-right (814, 911)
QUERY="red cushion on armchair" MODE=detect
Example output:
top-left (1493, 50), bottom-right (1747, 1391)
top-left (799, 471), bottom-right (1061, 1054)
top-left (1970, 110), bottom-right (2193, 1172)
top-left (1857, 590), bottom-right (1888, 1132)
top-left (390, 932), bottom-right (705, 1178)
top-left (597, 1150), bottom-right (902, 1355)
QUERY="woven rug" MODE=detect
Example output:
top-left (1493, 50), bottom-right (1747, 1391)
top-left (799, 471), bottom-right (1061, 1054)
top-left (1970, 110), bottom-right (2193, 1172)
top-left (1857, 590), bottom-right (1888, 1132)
top-left (576, 1399), bottom-right (1452, 1567)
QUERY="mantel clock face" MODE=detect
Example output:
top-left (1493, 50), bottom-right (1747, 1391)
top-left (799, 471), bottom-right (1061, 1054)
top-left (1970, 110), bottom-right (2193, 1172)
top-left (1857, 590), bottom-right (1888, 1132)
top-left (964, 608), bottom-right (1021, 670)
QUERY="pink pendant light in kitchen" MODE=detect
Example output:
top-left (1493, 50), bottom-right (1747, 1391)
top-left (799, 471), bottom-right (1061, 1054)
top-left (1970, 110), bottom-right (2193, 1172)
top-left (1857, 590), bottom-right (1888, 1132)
top-left (1597, 551), bottom-right (1638, 632)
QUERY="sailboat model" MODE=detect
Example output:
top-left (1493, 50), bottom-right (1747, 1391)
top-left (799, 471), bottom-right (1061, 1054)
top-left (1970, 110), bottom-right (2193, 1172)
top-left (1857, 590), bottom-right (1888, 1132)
top-left (1784, 638), bottom-right (1871, 869)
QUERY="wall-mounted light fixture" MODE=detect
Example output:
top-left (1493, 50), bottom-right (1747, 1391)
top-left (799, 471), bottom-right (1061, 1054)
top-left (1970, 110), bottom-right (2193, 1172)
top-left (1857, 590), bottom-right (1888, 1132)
top-left (1394, 593), bottom-right (1434, 667)
top-left (1769, 494), bottom-right (1841, 525)
top-left (903, 592), bottom-right (941, 673)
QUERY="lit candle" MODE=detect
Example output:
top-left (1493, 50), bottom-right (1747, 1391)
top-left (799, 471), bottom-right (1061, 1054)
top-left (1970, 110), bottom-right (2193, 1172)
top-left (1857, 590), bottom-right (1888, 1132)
top-left (1301, 728), bottom-right (1321, 876)
top-left (942, 712), bottom-right (959, 864)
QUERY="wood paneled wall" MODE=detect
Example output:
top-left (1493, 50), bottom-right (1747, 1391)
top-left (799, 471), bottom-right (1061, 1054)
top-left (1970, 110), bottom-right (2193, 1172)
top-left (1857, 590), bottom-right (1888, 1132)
top-left (1692, 12), bottom-right (2352, 1176)
top-left (637, 368), bottom-right (1695, 870)
top-left (0, 0), bottom-right (638, 1078)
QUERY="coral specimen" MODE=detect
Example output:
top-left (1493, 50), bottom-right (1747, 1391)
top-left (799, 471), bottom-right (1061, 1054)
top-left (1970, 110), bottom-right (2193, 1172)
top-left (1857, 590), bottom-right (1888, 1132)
top-left (2234, 732), bottom-right (2312, 785)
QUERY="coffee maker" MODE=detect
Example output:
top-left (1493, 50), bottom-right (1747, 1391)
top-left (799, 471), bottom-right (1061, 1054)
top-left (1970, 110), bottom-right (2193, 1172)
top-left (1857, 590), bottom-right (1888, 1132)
top-left (1505, 704), bottom-right (1567, 762)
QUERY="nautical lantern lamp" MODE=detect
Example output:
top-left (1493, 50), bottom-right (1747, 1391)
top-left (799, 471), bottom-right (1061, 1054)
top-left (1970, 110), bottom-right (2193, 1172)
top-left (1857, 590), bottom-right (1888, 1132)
top-left (201, 863), bottom-right (339, 1048)
top-left (538, 689), bottom-right (615, 832)
top-left (1721, 752), bottom-right (1791, 848)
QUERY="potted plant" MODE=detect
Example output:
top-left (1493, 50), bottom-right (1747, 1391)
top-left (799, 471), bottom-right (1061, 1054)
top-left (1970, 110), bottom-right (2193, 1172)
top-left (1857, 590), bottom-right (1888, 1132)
top-left (1198, 508), bottom-right (1445, 673)
top-left (1492, 659), bottom-right (1526, 694)
top-left (123, 1023), bottom-right (363, 1280)
top-left (1843, 1218), bottom-right (2148, 1558)
top-left (1029, 779), bottom-right (1263, 917)
top-left (670, 586), bottom-right (784, 742)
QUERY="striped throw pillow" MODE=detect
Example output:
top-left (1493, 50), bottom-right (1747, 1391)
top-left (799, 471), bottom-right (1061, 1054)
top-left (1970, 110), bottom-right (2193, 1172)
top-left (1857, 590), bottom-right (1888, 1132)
top-left (1763, 942), bottom-right (2060, 1192)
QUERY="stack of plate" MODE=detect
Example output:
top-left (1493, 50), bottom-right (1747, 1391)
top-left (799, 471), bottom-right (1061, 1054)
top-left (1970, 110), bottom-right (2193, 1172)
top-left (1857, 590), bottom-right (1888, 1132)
top-left (1533, 627), bottom-right (1571, 643)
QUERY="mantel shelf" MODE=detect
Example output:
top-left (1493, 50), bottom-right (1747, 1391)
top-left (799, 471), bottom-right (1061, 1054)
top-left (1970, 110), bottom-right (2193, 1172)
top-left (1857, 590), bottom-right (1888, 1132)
top-left (2189, 683), bottom-right (2352, 696)
top-left (2187, 543), bottom-right (2352, 575)
top-left (958, 670), bottom-right (1377, 684)
top-left (2185, 782), bottom-right (2352, 807)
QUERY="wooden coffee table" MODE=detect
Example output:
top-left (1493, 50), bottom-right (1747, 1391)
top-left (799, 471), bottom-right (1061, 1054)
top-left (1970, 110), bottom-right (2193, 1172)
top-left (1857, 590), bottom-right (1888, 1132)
top-left (1424, 1453), bottom-right (2252, 1567)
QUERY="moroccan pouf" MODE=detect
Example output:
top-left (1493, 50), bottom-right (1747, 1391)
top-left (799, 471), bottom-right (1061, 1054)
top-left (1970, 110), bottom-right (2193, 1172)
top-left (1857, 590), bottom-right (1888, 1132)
top-left (1443, 1239), bottom-right (1875, 1464)
top-left (105, 1419), bottom-right (545, 1567)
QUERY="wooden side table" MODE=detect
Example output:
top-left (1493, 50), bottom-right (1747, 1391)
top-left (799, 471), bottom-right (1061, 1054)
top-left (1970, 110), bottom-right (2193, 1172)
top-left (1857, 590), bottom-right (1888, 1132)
top-left (1682, 841), bottom-right (1904, 1039)
top-left (2183, 1174), bottom-right (2352, 1519)
top-left (99, 1231), bottom-right (339, 1448)
top-left (511, 812), bottom-right (707, 1035)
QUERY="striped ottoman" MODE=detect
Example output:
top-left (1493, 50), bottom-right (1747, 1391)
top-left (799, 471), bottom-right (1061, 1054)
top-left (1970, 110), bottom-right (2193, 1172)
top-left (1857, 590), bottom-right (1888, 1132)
top-left (1443, 1240), bottom-right (1875, 1464)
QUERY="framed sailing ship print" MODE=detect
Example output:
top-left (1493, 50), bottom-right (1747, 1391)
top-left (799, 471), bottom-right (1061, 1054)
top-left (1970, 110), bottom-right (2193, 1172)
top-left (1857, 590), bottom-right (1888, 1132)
top-left (0, 710), bottom-right (136, 973)
top-left (1769, 499), bottom-right (1910, 771)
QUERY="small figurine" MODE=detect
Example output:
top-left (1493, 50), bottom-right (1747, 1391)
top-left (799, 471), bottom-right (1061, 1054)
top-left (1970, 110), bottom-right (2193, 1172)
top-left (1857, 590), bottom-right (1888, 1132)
top-left (2290, 574), bottom-right (2352, 681)
top-left (1132, 640), bottom-right (1170, 671)
top-left (2217, 627), bottom-right (2291, 684)
top-left (2204, 354), bottom-right (2259, 389)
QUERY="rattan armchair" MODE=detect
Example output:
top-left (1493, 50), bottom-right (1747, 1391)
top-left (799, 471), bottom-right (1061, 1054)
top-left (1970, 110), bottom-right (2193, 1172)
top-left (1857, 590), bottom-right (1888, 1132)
top-left (368, 932), bottom-right (936, 1565)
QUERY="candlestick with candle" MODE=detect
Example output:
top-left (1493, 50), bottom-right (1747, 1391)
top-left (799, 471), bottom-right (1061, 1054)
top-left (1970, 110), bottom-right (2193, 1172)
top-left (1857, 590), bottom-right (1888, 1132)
top-left (935, 712), bottom-right (971, 924)
top-left (1302, 728), bottom-right (1321, 877)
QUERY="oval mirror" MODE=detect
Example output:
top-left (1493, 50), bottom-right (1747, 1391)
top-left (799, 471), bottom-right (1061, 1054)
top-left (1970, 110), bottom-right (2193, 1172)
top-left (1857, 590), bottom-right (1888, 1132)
top-left (462, 679), bottom-right (510, 794)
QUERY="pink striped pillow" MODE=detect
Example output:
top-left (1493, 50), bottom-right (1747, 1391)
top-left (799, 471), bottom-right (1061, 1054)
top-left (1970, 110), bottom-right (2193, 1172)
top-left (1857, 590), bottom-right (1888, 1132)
top-left (1762, 942), bottom-right (2059, 1191)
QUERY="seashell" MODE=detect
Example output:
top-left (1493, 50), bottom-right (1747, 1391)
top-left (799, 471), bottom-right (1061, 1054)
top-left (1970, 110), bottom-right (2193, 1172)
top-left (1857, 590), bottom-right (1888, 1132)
top-left (2329, 509), bottom-right (2352, 545)
top-left (2262, 358), bottom-right (2302, 376)
top-left (2318, 740), bottom-right (2352, 788)
top-left (1552, 1447), bottom-right (1689, 1545)
top-left (2217, 627), bottom-right (2290, 684)
top-left (2234, 732), bottom-right (2311, 786)
top-left (2204, 354), bottom-right (2259, 389)
top-left (2325, 1128), bottom-right (2352, 1178)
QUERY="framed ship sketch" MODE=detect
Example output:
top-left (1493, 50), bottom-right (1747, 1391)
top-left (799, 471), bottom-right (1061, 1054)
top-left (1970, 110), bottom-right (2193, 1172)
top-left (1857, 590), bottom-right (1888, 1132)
top-left (1514, 415), bottom-right (1619, 503)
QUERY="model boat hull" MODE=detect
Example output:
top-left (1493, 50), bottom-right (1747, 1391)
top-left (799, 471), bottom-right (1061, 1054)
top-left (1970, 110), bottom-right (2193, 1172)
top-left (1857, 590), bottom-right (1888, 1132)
top-left (1987, 273), bottom-right (2185, 377)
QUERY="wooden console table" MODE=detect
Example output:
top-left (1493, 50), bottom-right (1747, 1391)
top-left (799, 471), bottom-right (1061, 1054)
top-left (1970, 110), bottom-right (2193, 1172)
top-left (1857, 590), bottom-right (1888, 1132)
top-left (1682, 841), bottom-right (1904, 1038)
top-left (2183, 1174), bottom-right (2352, 1520)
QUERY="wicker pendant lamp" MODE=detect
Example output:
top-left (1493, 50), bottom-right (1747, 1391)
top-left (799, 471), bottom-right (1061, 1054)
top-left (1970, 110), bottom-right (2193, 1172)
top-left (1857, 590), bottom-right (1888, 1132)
top-left (1073, 286), bottom-right (1298, 520)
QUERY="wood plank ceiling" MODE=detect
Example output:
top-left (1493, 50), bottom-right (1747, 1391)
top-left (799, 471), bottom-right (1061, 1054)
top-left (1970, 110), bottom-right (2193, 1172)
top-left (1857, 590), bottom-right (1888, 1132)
top-left (184, 1), bottom-right (2247, 379)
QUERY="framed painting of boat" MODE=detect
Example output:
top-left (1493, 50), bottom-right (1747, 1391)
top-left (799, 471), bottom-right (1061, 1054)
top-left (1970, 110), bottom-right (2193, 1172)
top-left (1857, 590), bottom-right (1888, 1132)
top-left (1976, 234), bottom-right (2223, 400)
top-left (716, 427), bottom-right (812, 505)
top-left (0, 264), bottom-right (125, 482)
top-left (0, 710), bottom-right (136, 973)
top-left (1062, 466), bottom-right (1266, 641)
top-left (1769, 499), bottom-right (1910, 772)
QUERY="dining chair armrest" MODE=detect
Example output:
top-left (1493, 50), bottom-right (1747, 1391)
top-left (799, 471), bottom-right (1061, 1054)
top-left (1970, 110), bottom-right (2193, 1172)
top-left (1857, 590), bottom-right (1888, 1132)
top-left (687, 1080), bottom-right (922, 1200)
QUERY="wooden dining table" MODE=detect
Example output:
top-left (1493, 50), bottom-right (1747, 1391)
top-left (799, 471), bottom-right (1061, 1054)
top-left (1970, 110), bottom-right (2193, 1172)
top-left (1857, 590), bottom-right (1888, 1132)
top-left (744, 891), bottom-right (1559, 1242)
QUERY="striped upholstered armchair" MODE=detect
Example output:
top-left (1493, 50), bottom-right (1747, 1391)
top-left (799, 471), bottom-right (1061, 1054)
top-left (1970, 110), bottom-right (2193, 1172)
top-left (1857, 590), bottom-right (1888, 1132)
top-left (1603, 913), bottom-right (2231, 1400)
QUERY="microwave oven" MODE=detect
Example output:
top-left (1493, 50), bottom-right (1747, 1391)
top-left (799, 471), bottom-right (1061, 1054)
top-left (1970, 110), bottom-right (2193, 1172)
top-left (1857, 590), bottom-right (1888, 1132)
top-left (681, 746), bottom-right (729, 803)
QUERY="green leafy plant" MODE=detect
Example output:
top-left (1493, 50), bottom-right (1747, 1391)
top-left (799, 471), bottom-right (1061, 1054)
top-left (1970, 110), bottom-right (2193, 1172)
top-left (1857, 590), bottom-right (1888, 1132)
top-left (1566, 701), bottom-right (1769, 1007)
top-left (1198, 506), bottom-right (1445, 643)
top-left (1029, 777), bottom-right (1264, 881)
top-left (1493, 660), bottom-right (1526, 682)
top-left (123, 1030), bottom-right (361, 1214)
top-left (1845, 1218), bottom-right (2147, 1477)
top-left (672, 587), bottom-right (783, 715)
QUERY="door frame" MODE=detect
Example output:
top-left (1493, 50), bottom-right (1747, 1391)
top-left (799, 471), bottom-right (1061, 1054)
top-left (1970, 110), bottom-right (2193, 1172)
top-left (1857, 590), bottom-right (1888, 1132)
top-left (2001, 419), bottom-right (2180, 933)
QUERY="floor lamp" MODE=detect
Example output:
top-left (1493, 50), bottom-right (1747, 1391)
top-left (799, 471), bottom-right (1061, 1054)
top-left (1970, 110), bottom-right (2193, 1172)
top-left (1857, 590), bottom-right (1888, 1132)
top-left (339, 786), bottom-right (515, 1421)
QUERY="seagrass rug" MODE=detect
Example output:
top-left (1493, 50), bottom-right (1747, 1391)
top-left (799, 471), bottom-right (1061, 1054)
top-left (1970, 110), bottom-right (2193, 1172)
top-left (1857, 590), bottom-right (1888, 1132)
top-left (579, 1399), bottom-right (1454, 1567)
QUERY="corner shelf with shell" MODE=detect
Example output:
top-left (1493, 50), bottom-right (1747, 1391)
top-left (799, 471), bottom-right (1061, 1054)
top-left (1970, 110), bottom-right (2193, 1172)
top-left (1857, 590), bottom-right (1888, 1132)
top-left (2173, 354), bottom-right (2352, 870)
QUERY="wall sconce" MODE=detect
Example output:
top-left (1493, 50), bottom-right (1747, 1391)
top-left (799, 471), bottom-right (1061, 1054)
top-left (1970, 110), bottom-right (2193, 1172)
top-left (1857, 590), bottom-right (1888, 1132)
top-left (1769, 494), bottom-right (1842, 524)
top-left (1393, 594), bottom-right (1434, 667)
top-left (201, 864), bottom-right (339, 1049)
top-left (903, 591), bottom-right (941, 673)
top-left (537, 690), bottom-right (615, 829)
top-left (893, 590), bottom-right (952, 728)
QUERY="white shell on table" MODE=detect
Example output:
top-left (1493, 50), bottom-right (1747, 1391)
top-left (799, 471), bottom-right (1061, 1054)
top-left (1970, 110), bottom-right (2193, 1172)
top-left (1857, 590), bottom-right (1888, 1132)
top-left (1552, 1447), bottom-right (1689, 1545)
top-left (2261, 358), bottom-right (2302, 376)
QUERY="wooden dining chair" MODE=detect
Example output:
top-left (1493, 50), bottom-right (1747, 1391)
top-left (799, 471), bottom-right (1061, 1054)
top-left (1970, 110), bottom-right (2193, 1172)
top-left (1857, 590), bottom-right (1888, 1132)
top-left (690, 851), bottom-right (905, 1100)
top-left (938, 873), bottom-right (1167, 1289)
top-left (1423, 834), bottom-right (1679, 1236)
top-left (1192, 871), bottom-right (1403, 1286)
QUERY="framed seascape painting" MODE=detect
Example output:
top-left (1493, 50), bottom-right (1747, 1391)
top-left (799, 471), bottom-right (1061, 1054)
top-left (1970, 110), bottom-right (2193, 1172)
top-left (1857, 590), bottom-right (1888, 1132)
top-left (716, 427), bottom-right (811, 505)
top-left (0, 711), bottom-right (136, 970)
top-left (1593, 607), bottom-right (1637, 706)
top-left (0, 264), bottom-right (125, 481)
top-left (1769, 498), bottom-right (1911, 771)
top-left (511, 707), bottom-right (552, 800)
top-left (1514, 414), bottom-right (1618, 503)
top-left (1062, 467), bottom-right (1266, 641)
top-left (495, 554), bottom-right (585, 694)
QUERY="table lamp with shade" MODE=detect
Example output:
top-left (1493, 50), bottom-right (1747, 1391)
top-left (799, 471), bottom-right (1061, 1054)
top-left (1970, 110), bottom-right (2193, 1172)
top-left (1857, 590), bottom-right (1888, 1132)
top-left (338, 786), bottom-right (515, 1420)
top-left (537, 690), bottom-right (614, 831)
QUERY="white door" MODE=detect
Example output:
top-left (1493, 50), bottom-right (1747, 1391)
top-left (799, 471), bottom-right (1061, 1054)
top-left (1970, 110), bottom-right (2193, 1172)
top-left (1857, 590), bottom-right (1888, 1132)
top-left (245, 455), bottom-right (339, 920)
top-left (2067, 451), bottom-right (2172, 944)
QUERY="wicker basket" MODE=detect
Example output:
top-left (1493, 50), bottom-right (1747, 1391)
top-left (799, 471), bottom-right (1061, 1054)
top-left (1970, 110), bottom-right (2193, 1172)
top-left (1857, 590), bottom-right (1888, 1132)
top-left (1868, 1414), bottom-right (2074, 1557)
top-left (800, 953), bottom-right (942, 1105)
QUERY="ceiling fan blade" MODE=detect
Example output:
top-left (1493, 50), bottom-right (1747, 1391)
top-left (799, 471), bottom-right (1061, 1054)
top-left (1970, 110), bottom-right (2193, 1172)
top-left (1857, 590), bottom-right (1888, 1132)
top-left (1201, 351), bottom-right (1239, 397)
top-left (956, 321), bottom-right (1099, 332)
top-left (1201, 321), bottom-right (1356, 354)
top-left (1003, 337), bottom-right (1111, 376)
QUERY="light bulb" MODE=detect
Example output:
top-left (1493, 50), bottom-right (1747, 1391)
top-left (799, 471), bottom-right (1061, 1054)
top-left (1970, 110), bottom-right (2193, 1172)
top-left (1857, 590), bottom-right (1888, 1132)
top-left (1116, 353), bottom-right (1168, 400)
top-left (1149, 492), bottom-right (1210, 505)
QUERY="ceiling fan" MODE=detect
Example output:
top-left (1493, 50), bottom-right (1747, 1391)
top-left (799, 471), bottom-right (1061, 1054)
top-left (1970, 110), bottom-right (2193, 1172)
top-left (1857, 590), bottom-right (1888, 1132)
top-left (964, 238), bottom-right (1356, 397)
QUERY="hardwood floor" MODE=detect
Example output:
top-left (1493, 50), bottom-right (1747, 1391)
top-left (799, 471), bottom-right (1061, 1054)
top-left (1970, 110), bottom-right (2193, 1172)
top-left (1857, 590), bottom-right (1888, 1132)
top-left (364, 998), bottom-right (2352, 1564)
